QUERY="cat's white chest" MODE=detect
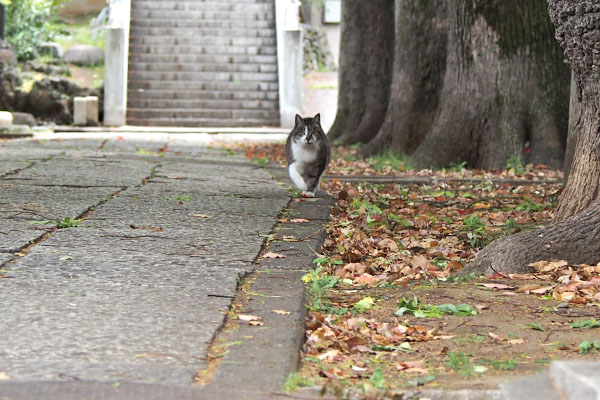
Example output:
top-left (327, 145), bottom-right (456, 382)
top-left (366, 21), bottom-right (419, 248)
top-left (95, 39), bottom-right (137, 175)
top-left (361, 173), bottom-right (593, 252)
top-left (291, 140), bottom-right (318, 165)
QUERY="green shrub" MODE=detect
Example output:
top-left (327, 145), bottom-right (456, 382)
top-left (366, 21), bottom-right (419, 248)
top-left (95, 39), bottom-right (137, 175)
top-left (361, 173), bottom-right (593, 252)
top-left (3, 0), bottom-right (68, 60)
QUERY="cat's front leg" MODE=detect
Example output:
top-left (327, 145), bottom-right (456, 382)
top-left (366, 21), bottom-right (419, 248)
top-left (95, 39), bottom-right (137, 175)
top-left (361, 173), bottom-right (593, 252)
top-left (288, 163), bottom-right (308, 192)
top-left (303, 176), bottom-right (321, 197)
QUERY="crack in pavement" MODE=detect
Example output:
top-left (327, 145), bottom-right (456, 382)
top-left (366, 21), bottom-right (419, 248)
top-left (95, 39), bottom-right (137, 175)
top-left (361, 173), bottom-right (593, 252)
top-left (0, 154), bottom-right (58, 179)
top-left (0, 162), bottom-right (161, 270)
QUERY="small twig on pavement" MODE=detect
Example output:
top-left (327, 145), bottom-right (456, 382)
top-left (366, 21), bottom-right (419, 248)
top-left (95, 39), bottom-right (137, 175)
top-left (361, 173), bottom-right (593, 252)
top-left (271, 393), bottom-right (317, 399)
top-left (297, 228), bottom-right (323, 242)
top-left (207, 294), bottom-right (235, 299)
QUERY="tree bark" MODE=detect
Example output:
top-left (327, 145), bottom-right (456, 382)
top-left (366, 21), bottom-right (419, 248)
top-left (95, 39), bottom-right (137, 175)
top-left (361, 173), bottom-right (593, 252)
top-left (465, 201), bottom-right (600, 275)
top-left (550, 1), bottom-right (600, 220)
top-left (327, 0), bottom-right (394, 145)
top-left (360, 0), bottom-right (448, 157)
top-left (563, 72), bottom-right (581, 180)
top-left (409, 0), bottom-right (570, 170)
top-left (465, 0), bottom-right (600, 276)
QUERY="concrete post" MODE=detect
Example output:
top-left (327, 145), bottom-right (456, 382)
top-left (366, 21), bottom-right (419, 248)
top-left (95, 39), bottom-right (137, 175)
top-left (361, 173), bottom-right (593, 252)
top-left (275, 0), bottom-right (303, 129)
top-left (74, 96), bottom-right (99, 126)
top-left (104, 0), bottom-right (131, 126)
top-left (73, 97), bottom-right (87, 126)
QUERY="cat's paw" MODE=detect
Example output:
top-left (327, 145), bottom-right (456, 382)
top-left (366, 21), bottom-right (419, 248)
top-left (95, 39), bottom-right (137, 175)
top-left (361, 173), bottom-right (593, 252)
top-left (301, 191), bottom-right (315, 198)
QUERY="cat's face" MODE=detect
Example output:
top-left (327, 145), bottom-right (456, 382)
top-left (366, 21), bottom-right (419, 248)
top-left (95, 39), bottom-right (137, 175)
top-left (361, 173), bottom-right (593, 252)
top-left (291, 114), bottom-right (324, 145)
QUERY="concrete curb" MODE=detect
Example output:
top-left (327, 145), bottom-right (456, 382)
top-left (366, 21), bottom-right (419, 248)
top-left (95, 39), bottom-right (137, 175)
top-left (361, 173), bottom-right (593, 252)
top-left (204, 163), bottom-right (334, 399)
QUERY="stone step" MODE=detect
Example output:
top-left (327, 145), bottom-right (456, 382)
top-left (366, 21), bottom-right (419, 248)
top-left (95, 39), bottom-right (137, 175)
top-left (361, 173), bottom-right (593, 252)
top-left (128, 80), bottom-right (278, 92)
top-left (549, 361), bottom-right (600, 400)
top-left (127, 89), bottom-right (278, 102)
top-left (133, 0), bottom-right (273, 2)
top-left (128, 61), bottom-right (277, 74)
top-left (500, 371), bottom-right (560, 400)
top-left (499, 362), bottom-right (600, 400)
top-left (128, 44), bottom-right (277, 56)
top-left (127, 88), bottom-right (278, 102)
top-left (127, 0), bottom-right (278, 127)
top-left (130, 35), bottom-right (276, 47)
top-left (128, 70), bottom-right (278, 83)
top-left (130, 9), bottom-right (274, 21)
top-left (131, 1), bottom-right (273, 13)
top-left (127, 98), bottom-right (278, 111)
top-left (127, 108), bottom-right (279, 120)
top-left (128, 52), bottom-right (277, 65)
top-left (125, 117), bottom-right (280, 128)
top-left (129, 18), bottom-right (274, 29)
top-left (133, 0), bottom-right (273, 3)
top-left (129, 26), bottom-right (275, 38)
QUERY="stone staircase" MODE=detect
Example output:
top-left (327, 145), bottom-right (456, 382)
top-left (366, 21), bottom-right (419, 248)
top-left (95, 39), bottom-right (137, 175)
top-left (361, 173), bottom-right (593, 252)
top-left (127, 0), bottom-right (280, 127)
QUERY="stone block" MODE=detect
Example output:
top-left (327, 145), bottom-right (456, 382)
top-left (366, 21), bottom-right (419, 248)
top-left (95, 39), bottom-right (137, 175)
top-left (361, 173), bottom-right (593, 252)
top-left (550, 361), bottom-right (600, 400)
top-left (85, 96), bottom-right (99, 126)
top-left (12, 112), bottom-right (36, 127)
top-left (500, 370), bottom-right (560, 400)
top-left (73, 96), bottom-right (99, 126)
top-left (38, 42), bottom-right (65, 59)
top-left (0, 111), bottom-right (13, 128)
top-left (0, 47), bottom-right (17, 65)
top-left (0, 125), bottom-right (32, 138)
top-left (64, 45), bottom-right (104, 66)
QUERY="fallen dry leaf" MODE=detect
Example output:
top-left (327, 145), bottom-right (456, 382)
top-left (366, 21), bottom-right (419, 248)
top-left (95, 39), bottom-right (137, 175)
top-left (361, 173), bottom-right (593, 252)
top-left (263, 252), bottom-right (286, 259)
top-left (516, 284), bottom-right (545, 293)
top-left (411, 255), bottom-right (435, 270)
top-left (272, 309), bottom-right (291, 315)
top-left (291, 218), bottom-right (310, 223)
top-left (238, 314), bottom-right (262, 322)
top-left (396, 360), bottom-right (428, 374)
top-left (530, 286), bottom-right (555, 295)
top-left (479, 283), bottom-right (516, 290)
top-left (318, 349), bottom-right (341, 361)
top-left (193, 214), bottom-right (212, 219)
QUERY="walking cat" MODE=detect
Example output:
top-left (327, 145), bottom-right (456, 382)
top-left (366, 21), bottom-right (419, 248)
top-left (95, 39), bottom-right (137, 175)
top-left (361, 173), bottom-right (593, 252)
top-left (286, 113), bottom-right (331, 197)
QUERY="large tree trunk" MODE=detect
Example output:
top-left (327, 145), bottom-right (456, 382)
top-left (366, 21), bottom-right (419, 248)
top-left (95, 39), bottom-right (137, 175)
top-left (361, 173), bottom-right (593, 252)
top-left (465, 201), bottom-right (600, 275)
top-left (409, 0), bottom-right (570, 170)
top-left (327, 0), bottom-right (394, 145)
top-left (465, 0), bottom-right (600, 276)
top-left (563, 72), bottom-right (581, 181)
top-left (360, 0), bottom-right (448, 157)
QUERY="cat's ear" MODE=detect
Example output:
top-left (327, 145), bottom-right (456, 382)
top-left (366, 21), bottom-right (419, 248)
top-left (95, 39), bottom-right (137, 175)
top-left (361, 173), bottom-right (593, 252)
top-left (294, 114), bottom-right (303, 127)
top-left (313, 113), bottom-right (321, 125)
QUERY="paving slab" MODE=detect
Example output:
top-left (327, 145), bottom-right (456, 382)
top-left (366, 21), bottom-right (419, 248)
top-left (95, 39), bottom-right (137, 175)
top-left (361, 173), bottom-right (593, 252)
top-left (500, 370), bottom-right (560, 400)
top-left (550, 361), bottom-right (600, 400)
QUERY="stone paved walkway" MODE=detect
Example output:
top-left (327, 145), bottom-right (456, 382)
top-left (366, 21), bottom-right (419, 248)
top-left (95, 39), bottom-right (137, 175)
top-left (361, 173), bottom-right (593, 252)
top-left (0, 135), bottom-right (291, 390)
